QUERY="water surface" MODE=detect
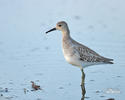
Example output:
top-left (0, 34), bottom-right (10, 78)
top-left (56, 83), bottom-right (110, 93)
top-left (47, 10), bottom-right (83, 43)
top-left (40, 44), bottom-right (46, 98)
top-left (0, 0), bottom-right (125, 100)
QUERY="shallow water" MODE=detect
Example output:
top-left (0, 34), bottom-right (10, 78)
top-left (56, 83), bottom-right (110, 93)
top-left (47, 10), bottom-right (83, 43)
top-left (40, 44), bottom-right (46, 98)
top-left (0, 0), bottom-right (125, 100)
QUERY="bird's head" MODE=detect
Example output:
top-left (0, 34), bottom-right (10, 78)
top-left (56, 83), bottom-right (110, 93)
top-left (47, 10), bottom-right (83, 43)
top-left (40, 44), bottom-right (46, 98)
top-left (46, 21), bottom-right (68, 33)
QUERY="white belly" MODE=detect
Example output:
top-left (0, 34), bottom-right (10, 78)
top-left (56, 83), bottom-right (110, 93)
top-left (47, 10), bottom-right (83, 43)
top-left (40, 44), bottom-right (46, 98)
top-left (63, 52), bottom-right (82, 67)
top-left (63, 49), bottom-right (98, 68)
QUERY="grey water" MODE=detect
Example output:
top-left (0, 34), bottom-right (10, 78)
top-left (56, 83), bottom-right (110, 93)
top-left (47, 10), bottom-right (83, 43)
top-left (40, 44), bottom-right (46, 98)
top-left (0, 0), bottom-right (125, 100)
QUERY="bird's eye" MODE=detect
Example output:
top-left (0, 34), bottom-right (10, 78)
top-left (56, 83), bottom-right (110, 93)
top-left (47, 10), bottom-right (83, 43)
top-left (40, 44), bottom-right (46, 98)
top-left (58, 25), bottom-right (62, 27)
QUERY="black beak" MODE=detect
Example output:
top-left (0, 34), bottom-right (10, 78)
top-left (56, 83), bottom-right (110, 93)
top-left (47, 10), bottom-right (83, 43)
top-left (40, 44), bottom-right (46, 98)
top-left (46, 28), bottom-right (56, 34)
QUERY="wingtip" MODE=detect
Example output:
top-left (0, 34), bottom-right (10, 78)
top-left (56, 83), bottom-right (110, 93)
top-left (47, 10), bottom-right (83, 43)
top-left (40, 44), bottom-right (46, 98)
top-left (108, 61), bottom-right (114, 64)
top-left (109, 59), bottom-right (114, 61)
top-left (103, 58), bottom-right (114, 64)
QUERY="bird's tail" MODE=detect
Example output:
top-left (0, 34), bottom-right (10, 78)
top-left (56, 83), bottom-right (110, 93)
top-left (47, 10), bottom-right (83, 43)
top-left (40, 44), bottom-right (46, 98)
top-left (103, 57), bottom-right (114, 64)
top-left (106, 61), bottom-right (114, 64)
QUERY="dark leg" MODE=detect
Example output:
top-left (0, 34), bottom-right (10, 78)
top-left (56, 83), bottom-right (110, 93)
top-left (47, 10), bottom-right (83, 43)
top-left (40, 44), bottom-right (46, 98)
top-left (81, 68), bottom-right (85, 86)
top-left (80, 68), bottom-right (86, 100)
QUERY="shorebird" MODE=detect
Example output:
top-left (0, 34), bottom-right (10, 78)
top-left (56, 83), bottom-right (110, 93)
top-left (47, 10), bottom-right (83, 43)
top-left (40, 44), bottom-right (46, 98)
top-left (46, 21), bottom-right (113, 78)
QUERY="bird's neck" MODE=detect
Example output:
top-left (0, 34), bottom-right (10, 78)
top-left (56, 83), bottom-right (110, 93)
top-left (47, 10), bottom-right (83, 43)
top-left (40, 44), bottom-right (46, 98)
top-left (62, 28), bottom-right (71, 40)
top-left (62, 29), bottom-right (73, 49)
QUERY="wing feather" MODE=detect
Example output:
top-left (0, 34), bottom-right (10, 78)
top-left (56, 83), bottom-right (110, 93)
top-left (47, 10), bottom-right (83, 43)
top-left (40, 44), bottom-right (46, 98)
top-left (71, 38), bottom-right (113, 63)
top-left (74, 44), bottom-right (113, 63)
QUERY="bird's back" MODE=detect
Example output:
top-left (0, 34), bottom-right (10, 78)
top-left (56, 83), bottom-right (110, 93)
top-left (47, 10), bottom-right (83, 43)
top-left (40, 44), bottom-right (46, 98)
top-left (62, 36), bottom-right (113, 68)
top-left (71, 38), bottom-right (113, 64)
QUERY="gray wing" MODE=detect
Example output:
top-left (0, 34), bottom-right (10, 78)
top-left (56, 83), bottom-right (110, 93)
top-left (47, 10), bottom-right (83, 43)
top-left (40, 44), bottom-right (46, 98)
top-left (73, 43), bottom-right (113, 64)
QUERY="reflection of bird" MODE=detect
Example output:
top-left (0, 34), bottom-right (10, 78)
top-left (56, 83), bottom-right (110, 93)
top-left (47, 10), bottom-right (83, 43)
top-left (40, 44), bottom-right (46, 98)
top-left (46, 21), bottom-right (113, 71)
top-left (106, 98), bottom-right (115, 100)
top-left (31, 81), bottom-right (41, 90)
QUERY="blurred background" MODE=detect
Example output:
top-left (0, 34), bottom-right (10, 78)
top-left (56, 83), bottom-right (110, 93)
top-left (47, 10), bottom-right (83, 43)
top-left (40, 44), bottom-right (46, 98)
top-left (0, 0), bottom-right (125, 100)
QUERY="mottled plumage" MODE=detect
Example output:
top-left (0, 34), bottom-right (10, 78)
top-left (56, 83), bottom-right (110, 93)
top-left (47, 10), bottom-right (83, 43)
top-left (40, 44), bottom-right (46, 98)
top-left (46, 21), bottom-right (113, 69)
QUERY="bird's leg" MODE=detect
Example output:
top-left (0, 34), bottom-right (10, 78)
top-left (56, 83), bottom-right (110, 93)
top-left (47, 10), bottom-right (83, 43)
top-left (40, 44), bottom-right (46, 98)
top-left (81, 68), bottom-right (85, 86)
top-left (80, 68), bottom-right (86, 100)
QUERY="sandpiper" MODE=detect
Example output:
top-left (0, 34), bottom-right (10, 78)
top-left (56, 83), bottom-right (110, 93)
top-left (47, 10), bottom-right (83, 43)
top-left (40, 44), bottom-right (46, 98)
top-left (46, 21), bottom-right (113, 72)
